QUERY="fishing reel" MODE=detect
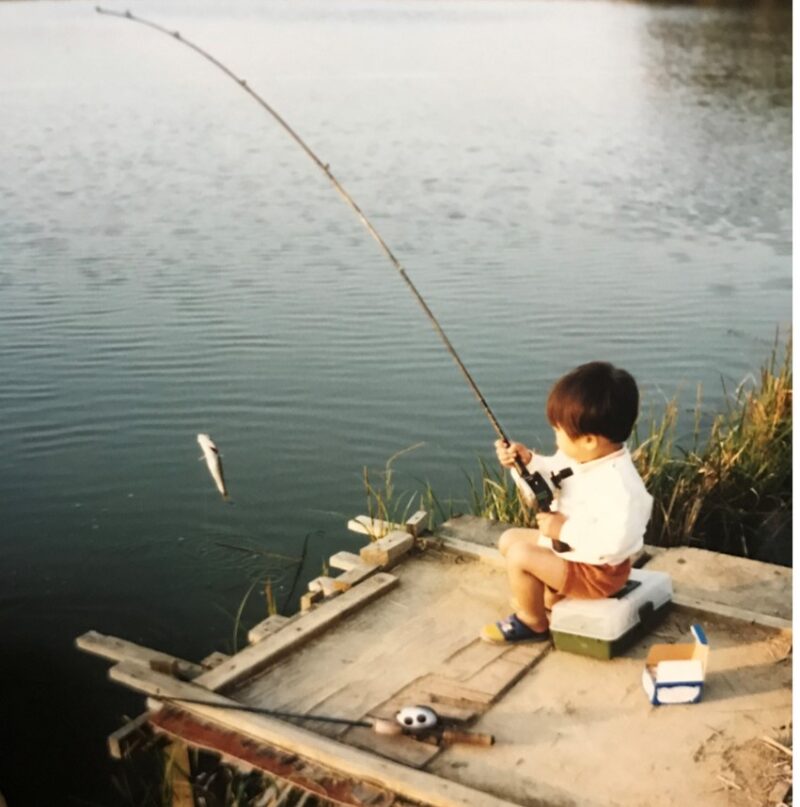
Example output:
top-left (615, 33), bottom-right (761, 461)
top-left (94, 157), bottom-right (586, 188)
top-left (517, 465), bottom-right (574, 553)
top-left (392, 705), bottom-right (495, 747)
top-left (517, 463), bottom-right (574, 513)
top-left (395, 705), bottom-right (439, 733)
top-left (519, 469), bottom-right (555, 511)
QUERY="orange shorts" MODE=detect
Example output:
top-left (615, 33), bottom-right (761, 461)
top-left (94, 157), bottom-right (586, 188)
top-left (544, 559), bottom-right (631, 609)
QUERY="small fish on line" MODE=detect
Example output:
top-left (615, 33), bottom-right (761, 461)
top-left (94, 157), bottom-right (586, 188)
top-left (197, 433), bottom-right (229, 500)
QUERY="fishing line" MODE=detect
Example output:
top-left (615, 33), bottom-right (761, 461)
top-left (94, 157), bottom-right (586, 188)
top-left (95, 7), bottom-right (545, 489)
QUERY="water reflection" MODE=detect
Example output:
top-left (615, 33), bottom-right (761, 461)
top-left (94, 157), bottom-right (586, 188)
top-left (0, 1), bottom-right (791, 804)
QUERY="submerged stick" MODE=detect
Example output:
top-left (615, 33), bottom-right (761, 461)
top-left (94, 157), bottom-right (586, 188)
top-left (95, 7), bottom-right (520, 459)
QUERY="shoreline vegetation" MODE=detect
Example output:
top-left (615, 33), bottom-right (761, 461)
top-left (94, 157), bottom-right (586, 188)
top-left (367, 335), bottom-right (792, 567)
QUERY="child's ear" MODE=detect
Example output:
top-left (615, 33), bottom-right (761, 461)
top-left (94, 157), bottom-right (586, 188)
top-left (582, 434), bottom-right (599, 451)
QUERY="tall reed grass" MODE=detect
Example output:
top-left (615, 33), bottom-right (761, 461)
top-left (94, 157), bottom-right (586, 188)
top-left (632, 336), bottom-right (791, 561)
top-left (462, 337), bottom-right (791, 563)
top-left (361, 442), bottom-right (452, 536)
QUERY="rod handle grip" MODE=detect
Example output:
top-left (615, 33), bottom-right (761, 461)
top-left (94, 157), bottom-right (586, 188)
top-left (440, 729), bottom-right (495, 746)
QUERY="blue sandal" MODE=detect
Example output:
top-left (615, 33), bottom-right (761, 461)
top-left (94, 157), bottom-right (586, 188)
top-left (480, 613), bottom-right (550, 644)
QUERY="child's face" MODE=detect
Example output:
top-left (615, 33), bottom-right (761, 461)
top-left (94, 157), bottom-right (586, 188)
top-left (554, 427), bottom-right (589, 461)
top-left (553, 426), bottom-right (615, 463)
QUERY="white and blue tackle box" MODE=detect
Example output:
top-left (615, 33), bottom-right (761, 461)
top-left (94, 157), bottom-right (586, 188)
top-left (549, 568), bottom-right (673, 660)
top-left (642, 624), bottom-right (709, 705)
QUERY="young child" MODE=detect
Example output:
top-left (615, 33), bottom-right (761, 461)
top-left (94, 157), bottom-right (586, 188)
top-left (480, 361), bottom-right (653, 644)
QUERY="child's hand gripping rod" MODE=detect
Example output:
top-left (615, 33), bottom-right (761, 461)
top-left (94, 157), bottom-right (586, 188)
top-left (508, 450), bottom-right (573, 553)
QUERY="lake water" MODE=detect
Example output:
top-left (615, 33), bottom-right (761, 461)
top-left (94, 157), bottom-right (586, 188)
top-left (0, 0), bottom-right (791, 803)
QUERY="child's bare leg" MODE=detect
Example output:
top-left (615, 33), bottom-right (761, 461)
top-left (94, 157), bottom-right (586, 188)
top-left (506, 543), bottom-right (569, 631)
top-left (498, 527), bottom-right (540, 557)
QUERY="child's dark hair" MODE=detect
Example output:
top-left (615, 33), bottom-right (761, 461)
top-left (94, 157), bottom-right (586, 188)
top-left (546, 361), bottom-right (639, 443)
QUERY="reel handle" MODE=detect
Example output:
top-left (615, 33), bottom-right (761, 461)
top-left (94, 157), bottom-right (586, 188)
top-left (440, 729), bottom-right (495, 746)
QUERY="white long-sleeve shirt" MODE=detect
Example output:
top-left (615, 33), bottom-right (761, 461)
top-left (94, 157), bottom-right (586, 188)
top-left (511, 446), bottom-right (653, 565)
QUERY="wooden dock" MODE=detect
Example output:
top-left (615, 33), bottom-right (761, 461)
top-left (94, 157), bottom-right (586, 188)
top-left (77, 514), bottom-right (793, 807)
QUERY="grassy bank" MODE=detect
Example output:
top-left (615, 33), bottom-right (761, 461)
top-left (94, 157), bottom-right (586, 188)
top-left (633, 337), bottom-right (791, 561)
top-left (367, 338), bottom-right (792, 565)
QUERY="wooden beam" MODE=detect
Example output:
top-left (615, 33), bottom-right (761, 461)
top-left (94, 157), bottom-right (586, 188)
top-left (343, 724), bottom-right (441, 769)
top-left (329, 551), bottom-right (363, 572)
top-left (300, 589), bottom-right (323, 612)
top-left (148, 705), bottom-right (395, 807)
top-left (347, 515), bottom-right (401, 539)
top-left (166, 741), bottom-right (194, 807)
top-left (197, 573), bottom-right (400, 691)
top-left (76, 631), bottom-right (204, 679)
top-left (200, 651), bottom-right (230, 670)
top-left (405, 510), bottom-right (428, 537)
top-left (247, 615), bottom-right (292, 645)
top-left (107, 712), bottom-right (155, 760)
top-left (672, 595), bottom-right (793, 632)
top-left (434, 537), bottom-right (505, 568)
top-left (331, 562), bottom-right (379, 592)
top-left (308, 576), bottom-right (339, 597)
top-left (360, 531), bottom-right (414, 568)
top-left (109, 663), bottom-right (520, 807)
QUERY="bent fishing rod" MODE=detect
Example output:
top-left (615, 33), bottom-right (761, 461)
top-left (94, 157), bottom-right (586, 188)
top-left (95, 7), bottom-right (561, 513)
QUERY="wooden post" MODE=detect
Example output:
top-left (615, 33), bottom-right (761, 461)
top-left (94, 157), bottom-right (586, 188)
top-left (405, 510), bottom-right (428, 537)
top-left (360, 531), bottom-right (414, 568)
top-left (107, 712), bottom-right (154, 760)
top-left (166, 741), bottom-right (194, 807)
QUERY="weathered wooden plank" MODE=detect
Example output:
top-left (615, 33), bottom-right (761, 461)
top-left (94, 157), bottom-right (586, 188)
top-left (343, 724), bottom-right (441, 769)
top-left (76, 631), bottom-right (204, 679)
top-left (197, 573), bottom-right (400, 692)
top-left (436, 640), bottom-right (508, 682)
top-left (672, 595), bottom-right (793, 631)
top-left (434, 537), bottom-right (505, 568)
top-left (110, 663), bottom-right (521, 807)
top-left (107, 712), bottom-right (154, 760)
top-left (348, 515), bottom-right (401, 539)
top-left (412, 675), bottom-right (495, 707)
top-left (248, 614), bottom-right (292, 645)
top-left (645, 545), bottom-right (792, 622)
top-left (435, 515), bottom-right (509, 548)
top-left (200, 651), bottom-right (231, 670)
top-left (463, 658), bottom-right (528, 702)
top-left (502, 642), bottom-right (551, 667)
top-left (332, 563), bottom-right (379, 592)
top-left (360, 531), bottom-right (414, 568)
top-left (233, 557), bottom-right (498, 730)
top-left (166, 741), bottom-right (194, 807)
top-left (405, 510), bottom-right (428, 537)
top-left (308, 576), bottom-right (339, 597)
top-left (149, 705), bottom-right (396, 807)
top-left (329, 551), bottom-right (364, 572)
top-left (300, 589), bottom-right (324, 612)
top-left (348, 512), bottom-right (427, 538)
